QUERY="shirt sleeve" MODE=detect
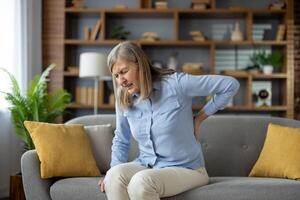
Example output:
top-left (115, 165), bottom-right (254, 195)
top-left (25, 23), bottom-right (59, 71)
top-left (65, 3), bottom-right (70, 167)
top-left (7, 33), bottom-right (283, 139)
top-left (110, 105), bottom-right (132, 167)
top-left (177, 73), bottom-right (240, 116)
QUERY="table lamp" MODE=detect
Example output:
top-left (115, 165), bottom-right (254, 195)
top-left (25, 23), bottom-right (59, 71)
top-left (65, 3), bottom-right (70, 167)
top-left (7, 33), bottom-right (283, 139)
top-left (79, 52), bottom-right (111, 114)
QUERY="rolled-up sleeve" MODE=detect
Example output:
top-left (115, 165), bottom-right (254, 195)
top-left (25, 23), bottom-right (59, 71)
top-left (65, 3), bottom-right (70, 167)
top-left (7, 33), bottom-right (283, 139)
top-left (177, 73), bottom-right (240, 115)
top-left (110, 105), bottom-right (132, 167)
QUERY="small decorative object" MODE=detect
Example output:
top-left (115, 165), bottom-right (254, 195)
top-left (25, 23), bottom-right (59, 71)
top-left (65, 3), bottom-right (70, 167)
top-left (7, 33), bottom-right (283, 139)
top-left (191, 0), bottom-right (210, 10)
top-left (189, 31), bottom-right (206, 41)
top-left (258, 89), bottom-right (270, 106)
top-left (141, 32), bottom-right (160, 41)
top-left (252, 81), bottom-right (272, 107)
top-left (167, 52), bottom-right (179, 70)
top-left (114, 4), bottom-right (128, 9)
top-left (276, 24), bottom-right (286, 41)
top-left (269, 1), bottom-right (285, 10)
top-left (155, 0), bottom-right (168, 9)
top-left (111, 26), bottom-right (130, 40)
top-left (142, 0), bottom-right (152, 8)
top-left (182, 63), bottom-right (204, 75)
top-left (72, 0), bottom-right (85, 8)
top-left (231, 22), bottom-right (243, 41)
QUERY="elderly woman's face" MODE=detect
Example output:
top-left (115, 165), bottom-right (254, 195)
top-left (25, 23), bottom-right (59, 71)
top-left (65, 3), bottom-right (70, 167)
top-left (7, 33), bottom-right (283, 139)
top-left (112, 57), bottom-right (140, 94)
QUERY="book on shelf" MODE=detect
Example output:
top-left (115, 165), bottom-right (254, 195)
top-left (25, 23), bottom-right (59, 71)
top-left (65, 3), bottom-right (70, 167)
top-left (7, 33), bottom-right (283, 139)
top-left (90, 19), bottom-right (102, 40)
top-left (84, 26), bottom-right (91, 40)
top-left (276, 24), bottom-right (286, 41)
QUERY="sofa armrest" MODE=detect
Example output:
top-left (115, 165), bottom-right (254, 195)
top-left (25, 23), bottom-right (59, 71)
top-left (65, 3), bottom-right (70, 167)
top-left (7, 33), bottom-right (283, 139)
top-left (21, 150), bottom-right (53, 200)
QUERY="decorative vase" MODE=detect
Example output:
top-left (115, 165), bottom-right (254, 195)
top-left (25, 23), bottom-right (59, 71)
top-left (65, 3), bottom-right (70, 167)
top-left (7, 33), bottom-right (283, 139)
top-left (231, 22), bottom-right (243, 41)
top-left (263, 65), bottom-right (273, 74)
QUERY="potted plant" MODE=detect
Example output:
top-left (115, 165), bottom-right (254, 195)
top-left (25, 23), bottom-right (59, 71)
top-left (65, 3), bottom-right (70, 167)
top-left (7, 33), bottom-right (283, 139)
top-left (1, 64), bottom-right (71, 150)
top-left (1, 64), bottom-right (71, 199)
top-left (249, 50), bottom-right (283, 74)
top-left (111, 25), bottom-right (130, 40)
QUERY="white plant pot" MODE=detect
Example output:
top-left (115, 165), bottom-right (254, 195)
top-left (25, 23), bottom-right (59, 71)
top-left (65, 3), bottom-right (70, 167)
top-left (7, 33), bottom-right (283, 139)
top-left (263, 65), bottom-right (273, 75)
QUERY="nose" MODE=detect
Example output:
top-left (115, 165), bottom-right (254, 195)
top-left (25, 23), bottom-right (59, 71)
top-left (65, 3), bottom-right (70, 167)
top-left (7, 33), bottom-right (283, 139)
top-left (118, 75), bottom-right (127, 86)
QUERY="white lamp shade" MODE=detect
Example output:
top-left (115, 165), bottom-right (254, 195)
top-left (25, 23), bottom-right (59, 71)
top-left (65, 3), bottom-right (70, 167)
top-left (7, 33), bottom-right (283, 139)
top-left (79, 52), bottom-right (110, 78)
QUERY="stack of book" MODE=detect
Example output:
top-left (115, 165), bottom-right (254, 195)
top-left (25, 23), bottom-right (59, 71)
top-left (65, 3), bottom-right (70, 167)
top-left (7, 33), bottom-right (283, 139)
top-left (76, 86), bottom-right (95, 106)
top-left (191, 0), bottom-right (210, 10)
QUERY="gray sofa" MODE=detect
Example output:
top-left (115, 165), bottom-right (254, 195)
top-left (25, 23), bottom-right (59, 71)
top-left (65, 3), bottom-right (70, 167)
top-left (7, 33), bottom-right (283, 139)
top-left (21, 114), bottom-right (300, 200)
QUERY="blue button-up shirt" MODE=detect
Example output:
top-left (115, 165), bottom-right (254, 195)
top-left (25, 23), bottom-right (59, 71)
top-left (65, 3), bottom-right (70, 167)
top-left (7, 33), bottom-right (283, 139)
top-left (111, 72), bottom-right (240, 169)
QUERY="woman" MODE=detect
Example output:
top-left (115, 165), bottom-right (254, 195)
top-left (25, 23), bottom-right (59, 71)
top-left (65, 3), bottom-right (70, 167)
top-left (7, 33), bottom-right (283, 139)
top-left (98, 41), bottom-right (239, 200)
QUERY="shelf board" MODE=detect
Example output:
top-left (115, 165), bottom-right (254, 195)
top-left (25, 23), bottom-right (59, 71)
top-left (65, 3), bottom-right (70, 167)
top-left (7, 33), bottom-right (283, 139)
top-left (65, 39), bottom-right (287, 46)
top-left (67, 102), bottom-right (114, 109)
top-left (252, 73), bottom-right (287, 79)
top-left (65, 8), bottom-right (286, 14)
top-left (69, 103), bottom-right (287, 112)
top-left (65, 7), bottom-right (103, 13)
top-left (64, 39), bottom-right (118, 45)
top-left (140, 40), bottom-right (211, 46)
top-left (226, 106), bottom-right (287, 111)
top-left (220, 72), bottom-right (287, 79)
top-left (192, 105), bottom-right (287, 111)
top-left (214, 40), bottom-right (287, 46)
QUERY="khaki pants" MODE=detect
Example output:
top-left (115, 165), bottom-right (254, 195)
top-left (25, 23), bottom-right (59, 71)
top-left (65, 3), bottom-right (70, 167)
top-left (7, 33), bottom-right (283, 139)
top-left (104, 162), bottom-right (209, 200)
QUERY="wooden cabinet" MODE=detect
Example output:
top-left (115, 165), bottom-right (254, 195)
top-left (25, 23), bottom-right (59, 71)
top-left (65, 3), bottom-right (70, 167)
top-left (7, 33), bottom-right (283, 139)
top-left (43, 0), bottom-right (294, 121)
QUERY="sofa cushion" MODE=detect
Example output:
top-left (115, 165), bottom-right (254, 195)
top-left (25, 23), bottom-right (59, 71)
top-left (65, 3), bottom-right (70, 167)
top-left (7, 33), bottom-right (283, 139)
top-left (171, 177), bottom-right (300, 200)
top-left (24, 121), bottom-right (100, 178)
top-left (249, 123), bottom-right (300, 180)
top-left (50, 176), bottom-right (300, 200)
top-left (84, 124), bottom-right (113, 174)
top-left (50, 177), bottom-right (106, 200)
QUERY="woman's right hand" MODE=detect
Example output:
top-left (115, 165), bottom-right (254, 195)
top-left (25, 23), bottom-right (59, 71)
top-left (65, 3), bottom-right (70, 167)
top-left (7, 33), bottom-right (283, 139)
top-left (98, 176), bottom-right (106, 193)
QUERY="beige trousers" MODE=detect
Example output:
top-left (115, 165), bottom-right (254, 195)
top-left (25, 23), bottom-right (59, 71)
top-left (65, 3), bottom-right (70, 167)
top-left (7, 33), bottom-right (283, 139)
top-left (104, 162), bottom-right (209, 200)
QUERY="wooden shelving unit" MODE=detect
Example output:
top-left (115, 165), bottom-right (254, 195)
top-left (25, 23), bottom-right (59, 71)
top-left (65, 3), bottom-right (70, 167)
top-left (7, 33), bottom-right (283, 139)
top-left (43, 0), bottom-right (294, 120)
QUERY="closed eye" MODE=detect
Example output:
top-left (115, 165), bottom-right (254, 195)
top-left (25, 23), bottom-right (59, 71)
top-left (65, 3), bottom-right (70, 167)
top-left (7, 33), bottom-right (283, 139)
top-left (114, 68), bottom-right (129, 79)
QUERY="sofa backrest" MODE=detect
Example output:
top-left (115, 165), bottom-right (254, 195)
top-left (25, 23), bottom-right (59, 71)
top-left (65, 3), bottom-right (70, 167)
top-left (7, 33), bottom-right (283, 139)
top-left (200, 115), bottom-right (300, 177)
top-left (66, 114), bottom-right (300, 176)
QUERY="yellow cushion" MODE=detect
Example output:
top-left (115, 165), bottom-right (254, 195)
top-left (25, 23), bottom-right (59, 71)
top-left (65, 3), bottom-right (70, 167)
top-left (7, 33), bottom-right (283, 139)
top-left (24, 121), bottom-right (100, 178)
top-left (249, 123), bottom-right (300, 180)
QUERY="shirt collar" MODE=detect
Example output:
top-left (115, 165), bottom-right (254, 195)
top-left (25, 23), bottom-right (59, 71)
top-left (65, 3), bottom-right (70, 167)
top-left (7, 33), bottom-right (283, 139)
top-left (131, 79), bottom-right (161, 98)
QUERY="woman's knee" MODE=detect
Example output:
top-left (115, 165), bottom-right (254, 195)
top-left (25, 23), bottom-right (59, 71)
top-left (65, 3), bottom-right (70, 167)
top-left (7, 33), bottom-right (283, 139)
top-left (105, 164), bottom-right (132, 186)
top-left (127, 170), bottom-right (159, 198)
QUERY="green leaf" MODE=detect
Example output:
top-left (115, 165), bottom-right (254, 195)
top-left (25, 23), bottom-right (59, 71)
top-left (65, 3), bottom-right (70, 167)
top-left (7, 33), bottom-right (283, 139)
top-left (0, 64), bottom-right (70, 150)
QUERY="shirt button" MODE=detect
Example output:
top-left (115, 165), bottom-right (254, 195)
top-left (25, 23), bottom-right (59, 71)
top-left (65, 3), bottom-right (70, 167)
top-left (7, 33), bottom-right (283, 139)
top-left (243, 145), bottom-right (248, 150)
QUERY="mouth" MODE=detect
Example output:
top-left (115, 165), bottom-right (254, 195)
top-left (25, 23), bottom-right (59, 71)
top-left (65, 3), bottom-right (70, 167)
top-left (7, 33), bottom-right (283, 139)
top-left (122, 83), bottom-right (133, 89)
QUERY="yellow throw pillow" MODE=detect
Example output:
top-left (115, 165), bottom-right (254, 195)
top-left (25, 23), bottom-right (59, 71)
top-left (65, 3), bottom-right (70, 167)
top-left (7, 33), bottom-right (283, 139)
top-left (249, 123), bottom-right (300, 180)
top-left (24, 121), bottom-right (100, 178)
